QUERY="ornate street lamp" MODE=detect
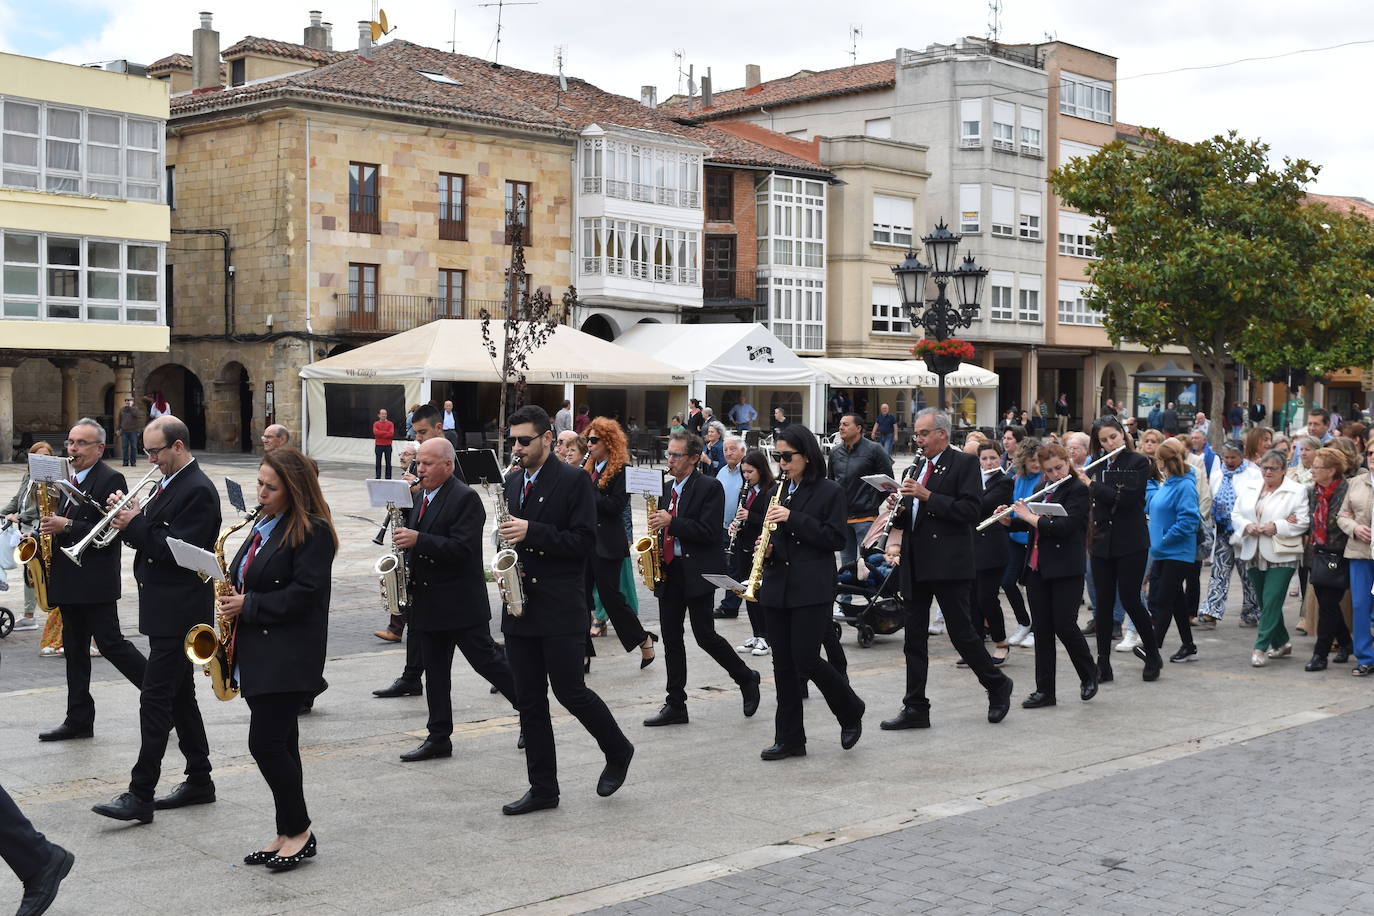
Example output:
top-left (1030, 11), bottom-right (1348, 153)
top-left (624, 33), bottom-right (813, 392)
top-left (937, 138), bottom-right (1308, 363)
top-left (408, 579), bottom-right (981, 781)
top-left (891, 220), bottom-right (988, 415)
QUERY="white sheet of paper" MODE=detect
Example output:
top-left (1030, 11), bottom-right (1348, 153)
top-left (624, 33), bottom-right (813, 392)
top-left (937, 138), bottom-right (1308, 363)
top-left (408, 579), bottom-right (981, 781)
top-left (861, 473), bottom-right (900, 494)
top-left (702, 573), bottom-right (745, 594)
top-left (166, 537), bottom-right (225, 582)
top-left (27, 454), bottom-right (71, 483)
top-left (366, 478), bottom-right (414, 509)
top-left (624, 466), bottom-right (664, 496)
top-left (1027, 501), bottom-right (1068, 517)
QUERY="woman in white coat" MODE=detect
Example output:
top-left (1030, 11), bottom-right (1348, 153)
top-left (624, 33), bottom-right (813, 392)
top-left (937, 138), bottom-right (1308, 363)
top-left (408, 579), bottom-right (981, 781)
top-left (1231, 449), bottom-right (1311, 667)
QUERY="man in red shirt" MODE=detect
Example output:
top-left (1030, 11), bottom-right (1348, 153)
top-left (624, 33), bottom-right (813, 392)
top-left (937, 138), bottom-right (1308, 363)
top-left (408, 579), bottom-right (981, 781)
top-left (374, 408), bottom-right (396, 479)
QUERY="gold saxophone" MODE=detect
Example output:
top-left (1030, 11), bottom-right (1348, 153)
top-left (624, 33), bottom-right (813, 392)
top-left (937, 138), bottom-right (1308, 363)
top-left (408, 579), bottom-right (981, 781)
top-left (740, 481), bottom-right (784, 602)
top-left (631, 495), bottom-right (663, 591)
top-left (14, 480), bottom-right (58, 612)
top-left (184, 505), bottom-right (261, 702)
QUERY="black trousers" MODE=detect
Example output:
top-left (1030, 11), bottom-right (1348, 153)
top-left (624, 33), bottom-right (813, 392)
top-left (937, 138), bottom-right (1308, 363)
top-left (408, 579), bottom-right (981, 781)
top-left (902, 579), bottom-right (1010, 711)
top-left (0, 783), bottom-right (50, 882)
top-left (968, 567), bottom-right (1009, 643)
top-left (1150, 558), bottom-right (1194, 650)
top-left (505, 632), bottom-right (632, 799)
top-left (764, 602), bottom-right (862, 747)
top-left (1026, 571), bottom-right (1096, 697)
top-left (417, 624), bottom-right (516, 739)
top-left (1091, 550), bottom-right (1161, 666)
top-left (60, 601), bottom-right (147, 731)
top-left (1183, 560), bottom-right (1204, 619)
top-left (1314, 583), bottom-right (1352, 659)
top-left (586, 556), bottom-right (648, 653)
top-left (1001, 541), bottom-right (1031, 627)
top-left (374, 445), bottom-right (392, 479)
top-left (130, 635), bottom-right (212, 802)
top-left (720, 532), bottom-right (745, 612)
top-left (400, 607), bottom-right (423, 683)
top-left (657, 564), bottom-right (753, 709)
top-left (245, 692), bottom-right (311, 837)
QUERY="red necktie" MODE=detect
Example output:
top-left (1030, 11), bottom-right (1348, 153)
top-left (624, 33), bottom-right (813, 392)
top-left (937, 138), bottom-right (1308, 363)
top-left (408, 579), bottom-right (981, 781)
top-left (661, 487), bottom-right (679, 565)
top-left (417, 495), bottom-right (429, 523)
top-left (240, 531), bottom-right (263, 586)
top-left (522, 478), bottom-right (533, 506)
top-left (745, 487), bottom-right (757, 509)
top-left (592, 466), bottom-right (602, 484)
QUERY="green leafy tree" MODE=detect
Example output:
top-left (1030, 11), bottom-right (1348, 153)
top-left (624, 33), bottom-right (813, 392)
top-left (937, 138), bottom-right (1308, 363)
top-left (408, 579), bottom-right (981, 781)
top-left (1051, 129), bottom-right (1374, 443)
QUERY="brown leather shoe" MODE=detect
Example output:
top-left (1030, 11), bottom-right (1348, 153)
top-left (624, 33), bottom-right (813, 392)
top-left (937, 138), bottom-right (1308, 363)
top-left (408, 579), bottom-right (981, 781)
top-left (373, 630), bottom-right (401, 642)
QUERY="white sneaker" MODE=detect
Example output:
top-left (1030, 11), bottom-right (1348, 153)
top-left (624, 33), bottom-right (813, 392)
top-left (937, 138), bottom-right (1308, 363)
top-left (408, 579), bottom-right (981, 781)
top-left (1007, 624), bottom-right (1032, 646)
top-left (1019, 632), bottom-right (1035, 648)
top-left (928, 621), bottom-right (945, 635)
top-left (1115, 630), bottom-right (1142, 653)
top-left (736, 637), bottom-right (758, 653)
top-left (751, 638), bottom-right (771, 657)
top-left (12, 617), bottom-right (38, 631)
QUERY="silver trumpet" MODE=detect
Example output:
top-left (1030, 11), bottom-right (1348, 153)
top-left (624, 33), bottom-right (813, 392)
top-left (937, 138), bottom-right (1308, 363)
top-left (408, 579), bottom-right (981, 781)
top-left (60, 466), bottom-right (162, 566)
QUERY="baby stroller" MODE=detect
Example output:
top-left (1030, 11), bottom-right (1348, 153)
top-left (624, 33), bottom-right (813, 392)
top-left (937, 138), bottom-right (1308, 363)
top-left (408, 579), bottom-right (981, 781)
top-left (833, 514), bottom-right (905, 648)
top-left (0, 580), bottom-right (13, 638)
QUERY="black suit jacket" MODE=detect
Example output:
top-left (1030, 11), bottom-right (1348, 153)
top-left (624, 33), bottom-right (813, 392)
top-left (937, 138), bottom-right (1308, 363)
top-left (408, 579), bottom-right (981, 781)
top-left (231, 516), bottom-right (334, 698)
top-left (900, 447), bottom-right (981, 591)
top-left (1009, 475), bottom-right (1089, 579)
top-left (973, 470), bottom-right (1013, 571)
top-left (657, 471), bottom-right (725, 600)
top-left (500, 457), bottom-right (596, 638)
top-left (122, 459), bottom-right (221, 637)
top-left (591, 463), bottom-right (630, 560)
top-left (1087, 450), bottom-right (1152, 558)
top-left (406, 476), bottom-right (491, 631)
top-left (734, 484), bottom-right (769, 560)
top-left (48, 461), bottom-right (127, 605)
top-left (758, 478), bottom-right (846, 608)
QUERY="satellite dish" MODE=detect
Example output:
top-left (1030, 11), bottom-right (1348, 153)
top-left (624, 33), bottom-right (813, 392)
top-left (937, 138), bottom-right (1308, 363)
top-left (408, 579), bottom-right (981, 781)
top-left (371, 9), bottom-right (393, 41)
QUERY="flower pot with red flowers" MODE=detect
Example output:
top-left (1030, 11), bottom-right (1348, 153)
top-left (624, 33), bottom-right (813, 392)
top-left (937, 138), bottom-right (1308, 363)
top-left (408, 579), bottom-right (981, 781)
top-left (911, 338), bottom-right (974, 378)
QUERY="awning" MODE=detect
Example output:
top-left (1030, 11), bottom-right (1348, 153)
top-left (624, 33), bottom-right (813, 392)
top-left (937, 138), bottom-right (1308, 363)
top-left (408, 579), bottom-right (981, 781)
top-left (802, 357), bottom-right (1000, 389)
top-left (614, 322), bottom-right (818, 386)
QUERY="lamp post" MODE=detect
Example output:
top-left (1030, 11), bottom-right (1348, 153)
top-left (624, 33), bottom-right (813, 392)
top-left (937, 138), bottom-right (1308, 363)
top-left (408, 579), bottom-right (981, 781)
top-left (891, 220), bottom-right (987, 415)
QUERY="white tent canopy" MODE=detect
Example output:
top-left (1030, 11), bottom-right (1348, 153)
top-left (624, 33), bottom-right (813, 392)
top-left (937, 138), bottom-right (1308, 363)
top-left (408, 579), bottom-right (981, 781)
top-left (802, 356), bottom-right (1000, 429)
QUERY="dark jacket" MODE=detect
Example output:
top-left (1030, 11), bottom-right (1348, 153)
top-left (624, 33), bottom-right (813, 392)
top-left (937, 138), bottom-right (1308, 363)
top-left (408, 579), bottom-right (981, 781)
top-left (1087, 450), bottom-right (1152, 559)
top-left (899, 447), bottom-right (981, 589)
top-left (406, 476), bottom-right (491, 631)
top-left (734, 483), bottom-right (769, 560)
top-left (658, 470), bottom-right (726, 600)
top-left (758, 477), bottom-right (846, 608)
top-left (828, 435), bottom-right (894, 518)
top-left (231, 516), bottom-right (334, 698)
top-left (500, 456), bottom-right (596, 637)
top-left (121, 459), bottom-right (221, 637)
top-left (590, 462), bottom-right (630, 560)
top-left (1009, 475), bottom-right (1089, 580)
top-left (1160, 408), bottom-right (1180, 434)
top-left (47, 461), bottom-right (127, 605)
top-left (1307, 479), bottom-right (1350, 561)
top-left (973, 469), bottom-right (1013, 571)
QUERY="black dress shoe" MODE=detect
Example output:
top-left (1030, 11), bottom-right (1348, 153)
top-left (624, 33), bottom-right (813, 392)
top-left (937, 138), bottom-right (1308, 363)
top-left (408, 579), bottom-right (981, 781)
top-left (1169, 645), bottom-right (1198, 663)
top-left (18, 843), bottom-right (74, 916)
top-left (597, 746), bottom-right (634, 797)
top-left (1305, 655), bottom-right (1328, 672)
top-left (713, 608), bottom-right (739, 619)
top-left (502, 790), bottom-right (559, 815)
top-left (372, 678), bottom-right (422, 698)
top-left (880, 706), bottom-right (930, 730)
top-left (91, 792), bottom-right (153, 824)
top-left (1021, 691), bottom-right (1056, 708)
top-left (1334, 647), bottom-right (1352, 664)
top-left (760, 742), bottom-right (807, 761)
top-left (639, 632), bottom-right (659, 670)
top-left (1097, 658), bottom-right (1114, 683)
top-left (153, 781), bottom-right (216, 810)
top-left (243, 849), bottom-right (277, 866)
top-left (642, 704), bottom-right (688, 727)
top-left (840, 703), bottom-right (864, 750)
top-left (399, 738), bottom-right (452, 761)
top-left (299, 677), bottom-right (329, 714)
top-left (1081, 619), bottom-right (1098, 636)
top-left (1133, 645), bottom-right (1162, 682)
top-left (988, 677), bottom-right (1014, 723)
top-left (1080, 677), bottom-right (1099, 702)
top-left (741, 670), bottom-right (761, 718)
top-left (38, 723), bottom-right (93, 742)
top-left (264, 834), bottom-right (316, 871)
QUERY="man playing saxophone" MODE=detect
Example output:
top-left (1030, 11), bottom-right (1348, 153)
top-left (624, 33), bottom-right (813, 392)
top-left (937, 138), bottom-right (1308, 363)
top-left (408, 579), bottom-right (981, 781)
top-left (390, 437), bottom-right (517, 762)
top-left (92, 416), bottom-right (221, 825)
top-left (36, 419), bottom-right (147, 743)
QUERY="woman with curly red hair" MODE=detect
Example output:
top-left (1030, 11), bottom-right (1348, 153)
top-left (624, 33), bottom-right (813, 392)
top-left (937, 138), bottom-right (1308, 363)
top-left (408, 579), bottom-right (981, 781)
top-left (583, 417), bottom-right (658, 668)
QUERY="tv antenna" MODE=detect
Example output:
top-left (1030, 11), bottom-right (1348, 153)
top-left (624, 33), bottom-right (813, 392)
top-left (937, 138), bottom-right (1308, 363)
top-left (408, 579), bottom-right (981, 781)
top-left (673, 49), bottom-right (686, 96)
top-left (448, 9), bottom-right (457, 51)
top-left (475, 0), bottom-right (538, 65)
top-left (987, 0), bottom-right (1002, 42)
top-left (849, 25), bottom-right (862, 64)
top-left (555, 45), bottom-right (567, 93)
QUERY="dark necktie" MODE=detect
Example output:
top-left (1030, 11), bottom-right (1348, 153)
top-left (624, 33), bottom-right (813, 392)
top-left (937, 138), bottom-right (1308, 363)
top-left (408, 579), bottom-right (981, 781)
top-left (661, 487), bottom-right (679, 565)
top-left (417, 495), bottom-right (430, 523)
top-left (239, 530), bottom-right (263, 588)
top-left (522, 477), bottom-right (533, 507)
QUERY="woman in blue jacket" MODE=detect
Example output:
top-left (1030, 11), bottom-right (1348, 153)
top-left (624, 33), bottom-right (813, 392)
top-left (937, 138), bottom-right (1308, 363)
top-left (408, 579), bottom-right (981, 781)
top-left (1146, 439), bottom-right (1201, 662)
top-left (1001, 439), bottom-right (1042, 648)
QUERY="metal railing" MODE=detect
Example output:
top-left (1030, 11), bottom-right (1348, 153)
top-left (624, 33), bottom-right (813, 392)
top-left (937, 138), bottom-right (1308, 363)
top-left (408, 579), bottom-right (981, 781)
top-left (334, 294), bottom-right (522, 333)
top-left (702, 267), bottom-right (763, 304)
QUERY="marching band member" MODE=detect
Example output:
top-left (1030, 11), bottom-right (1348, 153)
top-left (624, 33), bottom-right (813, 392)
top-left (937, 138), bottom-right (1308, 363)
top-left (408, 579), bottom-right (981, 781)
top-left (391, 437), bottom-right (517, 762)
top-left (37, 419), bottom-right (147, 742)
top-left (642, 431), bottom-right (760, 727)
top-left (968, 441), bottom-right (1014, 663)
top-left (216, 447), bottom-right (335, 870)
top-left (731, 450), bottom-right (774, 655)
top-left (1002, 443), bottom-right (1098, 707)
top-left (582, 418), bottom-right (658, 666)
top-left (93, 416), bottom-right (220, 824)
top-left (755, 425), bottom-right (864, 760)
top-left (497, 406), bottom-right (633, 815)
top-left (882, 409), bottom-right (1013, 732)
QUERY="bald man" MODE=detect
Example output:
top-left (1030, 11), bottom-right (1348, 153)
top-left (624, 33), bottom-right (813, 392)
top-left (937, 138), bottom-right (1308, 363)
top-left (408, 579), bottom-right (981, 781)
top-left (390, 438), bottom-right (516, 760)
top-left (261, 424), bottom-right (289, 452)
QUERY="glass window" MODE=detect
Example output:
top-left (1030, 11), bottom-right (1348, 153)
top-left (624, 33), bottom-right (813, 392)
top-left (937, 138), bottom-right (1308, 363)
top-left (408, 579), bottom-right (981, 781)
top-left (959, 98), bottom-right (981, 145)
top-left (1018, 192), bottom-right (1042, 240)
top-left (870, 284), bottom-right (907, 333)
top-left (127, 245), bottom-right (158, 272)
top-left (992, 101), bottom-right (1015, 149)
top-left (959, 184), bottom-right (981, 234)
top-left (873, 194), bottom-right (913, 246)
top-left (1019, 106), bottom-right (1042, 153)
top-left (1018, 274), bottom-right (1042, 322)
top-left (988, 271), bottom-right (1014, 321)
top-left (88, 240), bottom-right (120, 269)
top-left (864, 117), bottom-right (891, 139)
top-left (3, 266), bottom-right (38, 296)
top-left (991, 186), bottom-right (1014, 237)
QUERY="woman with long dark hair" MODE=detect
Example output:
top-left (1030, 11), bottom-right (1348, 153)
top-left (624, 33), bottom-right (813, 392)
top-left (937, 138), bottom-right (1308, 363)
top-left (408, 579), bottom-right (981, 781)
top-left (756, 426), bottom-right (865, 760)
top-left (731, 449), bottom-right (775, 656)
top-left (582, 417), bottom-right (657, 667)
top-left (215, 446), bottom-right (336, 870)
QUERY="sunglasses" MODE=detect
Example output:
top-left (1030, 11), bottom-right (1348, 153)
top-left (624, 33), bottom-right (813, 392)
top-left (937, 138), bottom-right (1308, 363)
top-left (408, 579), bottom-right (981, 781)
top-left (775, 450), bottom-right (798, 463)
top-left (508, 435), bottom-right (538, 447)
top-left (665, 450), bottom-right (688, 459)
top-left (585, 436), bottom-right (600, 445)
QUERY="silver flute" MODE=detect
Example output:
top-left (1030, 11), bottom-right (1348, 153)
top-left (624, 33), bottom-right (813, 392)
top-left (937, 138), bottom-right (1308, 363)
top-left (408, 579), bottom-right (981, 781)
top-left (976, 444), bottom-right (1126, 530)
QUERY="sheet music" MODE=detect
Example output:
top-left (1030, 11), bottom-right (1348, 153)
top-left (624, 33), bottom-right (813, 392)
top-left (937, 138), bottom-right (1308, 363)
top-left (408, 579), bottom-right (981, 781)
top-left (861, 473), bottom-right (900, 494)
top-left (702, 573), bottom-right (745, 594)
top-left (27, 454), bottom-right (71, 483)
top-left (166, 537), bottom-right (225, 582)
top-left (624, 466), bottom-right (664, 495)
top-left (366, 478), bottom-right (414, 509)
top-left (1027, 501), bottom-right (1068, 517)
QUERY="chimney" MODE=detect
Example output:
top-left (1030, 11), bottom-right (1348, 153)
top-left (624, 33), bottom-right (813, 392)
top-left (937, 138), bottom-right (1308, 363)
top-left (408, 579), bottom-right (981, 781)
top-left (323, 22), bottom-right (333, 50)
top-left (304, 10), bottom-right (330, 50)
top-left (357, 20), bottom-right (372, 53)
top-left (701, 70), bottom-right (713, 108)
top-left (745, 64), bottom-right (761, 89)
top-left (192, 12), bottom-right (221, 91)
top-left (640, 85), bottom-right (657, 108)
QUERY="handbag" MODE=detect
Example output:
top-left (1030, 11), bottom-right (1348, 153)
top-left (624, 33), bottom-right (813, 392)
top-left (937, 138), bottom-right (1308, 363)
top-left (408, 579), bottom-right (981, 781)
top-left (0, 523), bottom-right (18, 571)
top-left (1310, 547), bottom-right (1349, 590)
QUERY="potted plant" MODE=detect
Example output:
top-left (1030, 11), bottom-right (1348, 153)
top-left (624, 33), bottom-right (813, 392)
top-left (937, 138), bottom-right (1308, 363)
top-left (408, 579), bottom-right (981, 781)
top-left (911, 338), bottom-right (973, 377)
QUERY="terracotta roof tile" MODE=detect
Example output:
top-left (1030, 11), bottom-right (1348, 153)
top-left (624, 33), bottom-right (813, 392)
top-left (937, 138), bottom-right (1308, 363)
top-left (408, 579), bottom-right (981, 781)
top-left (1304, 192), bottom-right (1374, 222)
top-left (664, 60), bottom-right (895, 121)
top-left (149, 53), bottom-right (192, 73)
top-left (221, 36), bottom-right (348, 65)
top-left (709, 122), bottom-right (821, 164)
